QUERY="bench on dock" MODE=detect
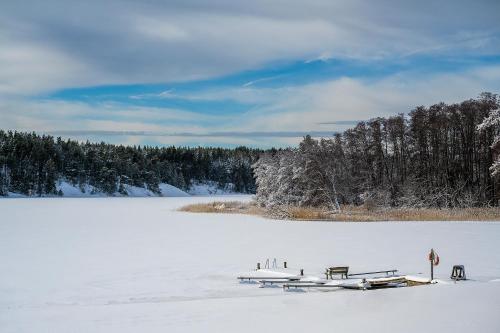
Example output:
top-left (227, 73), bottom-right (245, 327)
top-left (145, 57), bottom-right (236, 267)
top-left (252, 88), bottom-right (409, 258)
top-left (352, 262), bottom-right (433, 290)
top-left (325, 266), bottom-right (349, 279)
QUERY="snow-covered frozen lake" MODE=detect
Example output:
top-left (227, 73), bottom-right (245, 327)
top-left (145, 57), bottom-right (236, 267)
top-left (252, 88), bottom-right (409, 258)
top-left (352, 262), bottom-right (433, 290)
top-left (1, 197), bottom-right (499, 332)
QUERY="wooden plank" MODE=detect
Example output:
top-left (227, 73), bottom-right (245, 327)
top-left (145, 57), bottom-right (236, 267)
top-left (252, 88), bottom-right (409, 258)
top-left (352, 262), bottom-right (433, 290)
top-left (348, 269), bottom-right (398, 277)
top-left (284, 283), bottom-right (363, 290)
top-left (237, 276), bottom-right (301, 281)
top-left (259, 280), bottom-right (325, 285)
top-left (406, 279), bottom-right (430, 287)
top-left (284, 284), bottom-right (343, 289)
top-left (327, 266), bottom-right (349, 272)
top-left (367, 277), bottom-right (406, 286)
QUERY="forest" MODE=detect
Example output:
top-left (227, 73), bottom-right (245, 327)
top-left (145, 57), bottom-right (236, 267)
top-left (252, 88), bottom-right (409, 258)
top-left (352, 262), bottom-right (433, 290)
top-left (2, 93), bottom-right (499, 208)
top-left (253, 93), bottom-right (500, 209)
top-left (0, 132), bottom-right (260, 196)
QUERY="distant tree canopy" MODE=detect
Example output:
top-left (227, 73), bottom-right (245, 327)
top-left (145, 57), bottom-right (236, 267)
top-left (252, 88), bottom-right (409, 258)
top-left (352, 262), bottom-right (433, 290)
top-left (0, 133), bottom-right (261, 196)
top-left (478, 107), bottom-right (500, 178)
top-left (2, 93), bottom-right (499, 207)
top-left (254, 93), bottom-right (500, 208)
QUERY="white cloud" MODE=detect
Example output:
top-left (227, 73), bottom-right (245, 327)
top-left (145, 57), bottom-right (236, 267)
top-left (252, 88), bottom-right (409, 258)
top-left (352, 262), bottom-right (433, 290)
top-left (2, 65), bottom-right (498, 147)
top-left (0, 98), bottom-right (226, 133)
top-left (231, 65), bottom-right (500, 132)
top-left (0, 37), bottom-right (96, 95)
top-left (134, 17), bottom-right (190, 42)
top-left (0, 0), bottom-right (499, 147)
top-left (0, 0), bottom-right (499, 95)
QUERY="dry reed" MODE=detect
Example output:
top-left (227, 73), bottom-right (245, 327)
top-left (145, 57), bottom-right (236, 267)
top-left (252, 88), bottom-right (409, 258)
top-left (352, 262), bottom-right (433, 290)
top-left (179, 201), bottom-right (264, 215)
top-left (179, 201), bottom-right (500, 222)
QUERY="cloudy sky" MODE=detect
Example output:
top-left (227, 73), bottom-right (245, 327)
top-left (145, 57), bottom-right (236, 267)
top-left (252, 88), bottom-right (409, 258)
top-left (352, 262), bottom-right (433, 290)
top-left (1, 0), bottom-right (500, 147)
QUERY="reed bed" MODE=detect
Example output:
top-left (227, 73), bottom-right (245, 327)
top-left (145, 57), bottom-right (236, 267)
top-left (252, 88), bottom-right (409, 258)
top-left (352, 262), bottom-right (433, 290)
top-left (180, 201), bottom-right (500, 222)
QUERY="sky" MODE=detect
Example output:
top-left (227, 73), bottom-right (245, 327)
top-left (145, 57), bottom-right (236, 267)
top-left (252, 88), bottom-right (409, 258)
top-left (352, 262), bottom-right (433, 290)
top-left (1, 0), bottom-right (500, 148)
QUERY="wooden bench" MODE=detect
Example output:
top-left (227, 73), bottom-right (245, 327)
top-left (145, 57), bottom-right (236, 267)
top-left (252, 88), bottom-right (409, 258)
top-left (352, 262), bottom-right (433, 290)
top-left (325, 266), bottom-right (349, 279)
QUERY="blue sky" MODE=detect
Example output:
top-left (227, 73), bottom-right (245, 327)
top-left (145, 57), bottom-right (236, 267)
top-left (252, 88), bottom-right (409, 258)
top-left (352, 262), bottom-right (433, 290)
top-left (48, 54), bottom-right (500, 111)
top-left (1, 0), bottom-right (500, 147)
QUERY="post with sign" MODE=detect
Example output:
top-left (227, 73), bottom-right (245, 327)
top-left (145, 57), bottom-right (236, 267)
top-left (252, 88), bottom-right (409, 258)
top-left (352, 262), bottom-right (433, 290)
top-left (428, 248), bottom-right (440, 280)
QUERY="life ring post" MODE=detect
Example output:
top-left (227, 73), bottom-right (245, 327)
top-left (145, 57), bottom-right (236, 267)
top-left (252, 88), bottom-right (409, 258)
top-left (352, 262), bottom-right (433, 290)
top-left (428, 248), bottom-right (439, 280)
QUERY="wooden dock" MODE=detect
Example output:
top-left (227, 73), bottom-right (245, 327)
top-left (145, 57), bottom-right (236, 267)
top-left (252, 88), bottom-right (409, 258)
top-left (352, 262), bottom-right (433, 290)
top-left (237, 275), bottom-right (302, 282)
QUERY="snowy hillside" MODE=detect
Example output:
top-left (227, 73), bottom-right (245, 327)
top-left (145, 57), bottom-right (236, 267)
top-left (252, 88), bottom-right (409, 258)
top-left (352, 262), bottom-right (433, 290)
top-left (1, 197), bottom-right (499, 332)
top-left (58, 180), bottom-right (191, 197)
top-left (4, 180), bottom-right (247, 198)
top-left (6, 180), bottom-right (191, 198)
top-left (187, 181), bottom-right (239, 196)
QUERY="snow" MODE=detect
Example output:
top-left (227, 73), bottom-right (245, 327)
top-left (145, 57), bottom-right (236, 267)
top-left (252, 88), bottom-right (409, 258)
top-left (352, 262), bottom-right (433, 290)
top-left (1, 196), bottom-right (500, 332)
top-left (56, 181), bottom-right (105, 197)
top-left (5, 181), bottom-right (212, 198)
top-left (405, 275), bottom-right (432, 283)
top-left (52, 180), bottom-right (189, 197)
top-left (238, 268), bottom-right (299, 279)
top-left (5, 180), bottom-right (236, 198)
top-left (187, 181), bottom-right (238, 195)
top-left (158, 183), bottom-right (190, 197)
top-left (6, 192), bottom-right (26, 198)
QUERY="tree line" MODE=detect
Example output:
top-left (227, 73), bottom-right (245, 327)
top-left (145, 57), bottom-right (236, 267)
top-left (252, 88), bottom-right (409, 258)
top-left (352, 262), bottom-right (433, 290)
top-left (253, 93), bottom-right (500, 209)
top-left (0, 131), bottom-right (261, 196)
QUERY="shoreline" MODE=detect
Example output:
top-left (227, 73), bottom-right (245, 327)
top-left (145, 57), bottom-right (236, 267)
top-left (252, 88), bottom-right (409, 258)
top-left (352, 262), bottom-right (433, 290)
top-left (179, 201), bottom-right (500, 222)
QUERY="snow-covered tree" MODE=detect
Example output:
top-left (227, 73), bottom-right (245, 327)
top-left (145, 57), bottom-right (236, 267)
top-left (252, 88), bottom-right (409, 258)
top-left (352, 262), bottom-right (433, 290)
top-left (253, 94), bottom-right (499, 209)
top-left (253, 137), bottom-right (341, 212)
top-left (296, 136), bottom-right (341, 211)
top-left (477, 108), bottom-right (500, 178)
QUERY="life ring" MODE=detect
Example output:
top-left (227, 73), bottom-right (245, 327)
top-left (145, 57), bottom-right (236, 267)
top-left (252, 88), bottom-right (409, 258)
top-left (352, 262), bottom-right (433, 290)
top-left (428, 250), bottom-right (440, 266)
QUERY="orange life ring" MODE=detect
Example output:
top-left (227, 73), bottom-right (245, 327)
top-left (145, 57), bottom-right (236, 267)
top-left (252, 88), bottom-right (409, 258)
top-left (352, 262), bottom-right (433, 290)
top-left (428, 250), bottom-right (439, 266)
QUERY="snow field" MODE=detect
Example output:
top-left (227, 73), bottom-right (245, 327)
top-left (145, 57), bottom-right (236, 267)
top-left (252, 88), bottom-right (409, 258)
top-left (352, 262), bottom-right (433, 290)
top-left (0, 196), bottom-right (499, 332)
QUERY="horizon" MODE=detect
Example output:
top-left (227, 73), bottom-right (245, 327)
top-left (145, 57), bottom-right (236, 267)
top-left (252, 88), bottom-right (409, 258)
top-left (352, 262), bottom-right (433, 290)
top-left (0, 92), bottom-right (494, 149)
top-left (1, 0), bottom-right (500, 148)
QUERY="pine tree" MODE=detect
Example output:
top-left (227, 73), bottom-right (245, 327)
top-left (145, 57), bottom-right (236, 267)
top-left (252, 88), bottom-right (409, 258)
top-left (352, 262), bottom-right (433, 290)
top-left (43, 159), bottom-right (57, 195)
